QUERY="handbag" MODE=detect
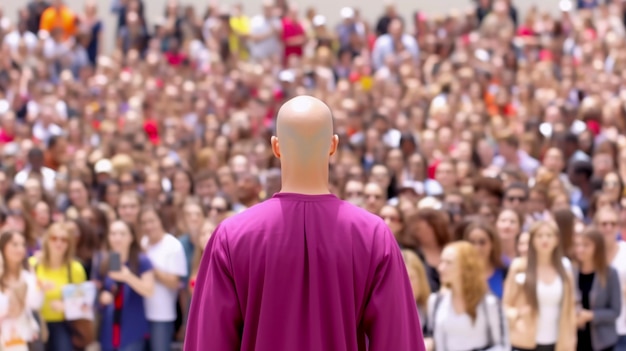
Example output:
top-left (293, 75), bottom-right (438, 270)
top-left (65, 263), bottom-right (95, 349)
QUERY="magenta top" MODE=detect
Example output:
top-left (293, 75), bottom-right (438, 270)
top-left (185, 192), bottom-right (425, 351)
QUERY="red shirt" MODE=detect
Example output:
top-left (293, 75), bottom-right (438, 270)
top-left (281, 17), bottom-right (304, 64)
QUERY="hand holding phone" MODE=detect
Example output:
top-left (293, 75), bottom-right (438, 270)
top-left (108, 252), bottom-right (121, 272)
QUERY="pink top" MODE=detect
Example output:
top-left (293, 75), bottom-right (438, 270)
top-left (281, 18), bottom-right (305, 64)
top-left (185, 193), bottom-right (424, 351)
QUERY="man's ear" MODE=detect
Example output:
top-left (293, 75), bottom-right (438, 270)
top-left (329, 134), bottom-right (339, 156)
top-left (271, 136), bottom-right (281, 159)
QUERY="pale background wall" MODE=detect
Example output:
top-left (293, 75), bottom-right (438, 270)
top-left (2, 0), bottom-right (560, 53)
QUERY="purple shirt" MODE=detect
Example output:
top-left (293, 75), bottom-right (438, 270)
top-left (185, 193), bottom-right (424, 351)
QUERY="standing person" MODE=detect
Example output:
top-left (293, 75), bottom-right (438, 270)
top-left (426, 241), bottom-right (509, 351)
top-left (464, 221), bottom-right (509, 299)
top-left (30, 223), bottom-right (87, 351)
top-left (503, 221), bottom-right (577, 351)
top-left (185, 96), bottom-right (424, 351)
top-left (594, 207), bottom-right (626, 351)
top-left (139, 208), bottom-right (187, 351)
top-left (574, 228), bottom-right (621, 351)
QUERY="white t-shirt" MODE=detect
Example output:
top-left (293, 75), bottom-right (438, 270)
top-left (248, 15), bottom-right (281, 61)
top-left (535, 277), bottom-right (563, 344)
top-left (611, 241), bottom-right (626, 335)
top-left (141, 234), bottom-right (188, 322)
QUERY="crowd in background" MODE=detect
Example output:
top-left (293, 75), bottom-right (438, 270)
top-left (1, 0), bottom-right (626, 350)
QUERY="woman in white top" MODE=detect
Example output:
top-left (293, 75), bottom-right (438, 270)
top-left (427, 241), bottom-right (509, 351)
top-left (503, 221), bottom-right (576, 351)
top-left (0, 230), bottom-right (44, 351)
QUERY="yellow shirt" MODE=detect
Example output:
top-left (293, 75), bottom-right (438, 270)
top-left (229, 16), bottom-right (250, 60)
top-left (29, 258), bottom-right (87, 322)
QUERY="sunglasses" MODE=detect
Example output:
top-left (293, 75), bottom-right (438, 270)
top-left (50, 235), bottom-right (69, 243)
top-left (505, 196), bottom-right (527, 203)
top-left (208, 206), bottom-right (228, 214)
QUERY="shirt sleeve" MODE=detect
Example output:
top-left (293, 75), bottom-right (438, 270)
top-left (165, 240), bottom-right (188, 278)
top-left (362, 224), bottom-right (426, 351)
top-left (23, 271), bottom-right (43, 311)
top-left (184, 224), bottom-right (242, 351)
top-left (72, 261), bottom-right (87, 283)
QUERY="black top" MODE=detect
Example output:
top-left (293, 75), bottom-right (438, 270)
top-left (577, 271), bottom-right (595, 351)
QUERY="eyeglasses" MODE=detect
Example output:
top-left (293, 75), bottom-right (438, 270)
top-left (50, 235), bottom-right (69, 244)
top-left (346, 191), bottom-right (363, 197)
top-left (604, 181), bottom-right (620, 189)
top-left (505, 196), bottom-right (527, 203)
top-left (365, 193), bottom-right (382, 200)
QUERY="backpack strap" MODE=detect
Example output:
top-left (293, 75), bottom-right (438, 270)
top-left (483, 293), bottom-right (505, 348)
top-left (427, 293), bottom-right (444, 337)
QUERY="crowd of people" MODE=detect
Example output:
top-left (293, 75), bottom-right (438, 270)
top-left (0, 0), bottom-right (625, 350)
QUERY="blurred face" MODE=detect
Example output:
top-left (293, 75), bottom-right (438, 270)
top-left (478, 205), bottom-right (496, 224)
top-left (108, 221), bottom-right (133, 253)
top-left (574, 235), bottom-right (594, 264)
top-left (24, 179), bottom-right (42, 205)
top-left (184, 204), bottom-right (204, 234)
top-left (435, 162), bottom-right (456, 189)
top-left (496, 210), bottom-right (520, 241)
top-left (596, 210), bottom-right (619, 241)
top-left (173, 171), bottom-right (191, 195)
top-left (527, 190), bottom-right (547, 214)
top-left (379, 205), bottom-right (403, 237)
top-left (414, 220), bottom-right (436, 246)
top-left (140, 211), bottom-right (163, 238)
top-left (34, 201), bottom-right (51, 227)
top-left (198, 222), bottom-right (215, 250)
top-left (532, 225), bottom-right (558, 255)
top-left (144, 174), bottom-right (162, 196)
top-left (369, 165), bottom-right (391, 190)
top-left (47, 229), bottom-right (69, 256)
top-left (69, 180), bottom-right (88, 208)
top-left (467, 228), bottom-right (492, 261)
top-left (118, 196), bottom-right (140, 224)
top-left (603, 172), bottom-right (622, 201)
top-left (195, 178), bottom-right (217, 202)
top-left (438, 246), bottom-right (458, 286)
top-left (363, 183), bottom-right (385, 214)
top-left (105, 183), bottom-right (121, 207)
top-left (3, 233), bottom-right (26, 266)
top-left (517, 232), bottom-right (530, 257)
top-left (543, 148), bottom-right (564, 173)
top-left (503, 188), bottom-right (527, 213)
top-left (344, 180), bottom-right (364, 205)
top-left (209, 197), bottom-right (229, 223)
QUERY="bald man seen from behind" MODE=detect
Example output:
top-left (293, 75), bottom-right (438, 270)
top-left (184, 96), bottom-right (425, 351)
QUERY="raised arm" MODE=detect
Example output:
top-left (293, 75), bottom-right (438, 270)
top-left (362, 224), bottom-right (425, 351)
top-left (184, 225), bottom-right (243, 351)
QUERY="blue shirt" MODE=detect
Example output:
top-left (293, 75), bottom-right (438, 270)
top-left (488, 267), bottom-right (508, 299)
top-left (99, 254), bottom-right (152, 351)
top-left (178, 234), bottom-right (195, 284)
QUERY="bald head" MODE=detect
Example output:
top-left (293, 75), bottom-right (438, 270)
top-left (273, 96), bottom-right (336, 163)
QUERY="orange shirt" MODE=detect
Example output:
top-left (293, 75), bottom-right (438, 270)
top-left (39, 6), bottom-right (77, 41)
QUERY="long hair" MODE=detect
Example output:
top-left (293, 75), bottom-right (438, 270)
top-left (401, 249), bottom-right (431, 311)
top-left (463, 221), bottom-right (505, 269)
top-left (445, 241), bottom-right (488, 322)
top-left (524, 221), bottom-right (570, 312)
top-left (41, 222), bottom-right (77, 268)
top-left (191, 220), bottom-right (216, 279)
top-left (578, 228), bottom-right (609, 287)
top-left (99, 221), bottom-right (142, 277)
top-left (0, 231), bottom-right (29, 290)
top-left (553, 208), bottom-right (575, 258)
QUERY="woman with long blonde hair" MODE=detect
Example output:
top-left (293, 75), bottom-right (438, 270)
top-left (503, 221), bottom-right (576, 351)
top-left (401, 250), bottom-right (431, 325)
top-left (427, 241), bottom-right (509, 351)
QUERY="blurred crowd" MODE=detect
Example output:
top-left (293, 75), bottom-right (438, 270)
top-left (1, 0), bottom-right (626, 350)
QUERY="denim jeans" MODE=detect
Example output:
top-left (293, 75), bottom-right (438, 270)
top-left (616, 335), bottom-right (626, 351)
top-left (120, 340), bottom-right (147, 351)
top-left (148, 321), bottom-right (174, 351)
top-left (45, 321), bottom-right (73, 351)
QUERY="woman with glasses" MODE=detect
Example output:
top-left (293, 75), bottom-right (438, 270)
top-left (30, 222), bottom-right (87, 351)
top-left (464, 221), bottom-right (509, 299)
top-left (594, 207), bottom-right (626, 351)
top-left (574, 228), bottom-right (621, 351)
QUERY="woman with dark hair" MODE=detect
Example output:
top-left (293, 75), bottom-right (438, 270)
top-left (574, 228), bottom-right (621, 351)
top-left (66, 219), bottom-right (99, 278)
top-left (98, 220), bottom-right (154, 351)
top-left (464, 221), bottom-right (509, 298)
top-left (405, 208), bottom-right (452, 292)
